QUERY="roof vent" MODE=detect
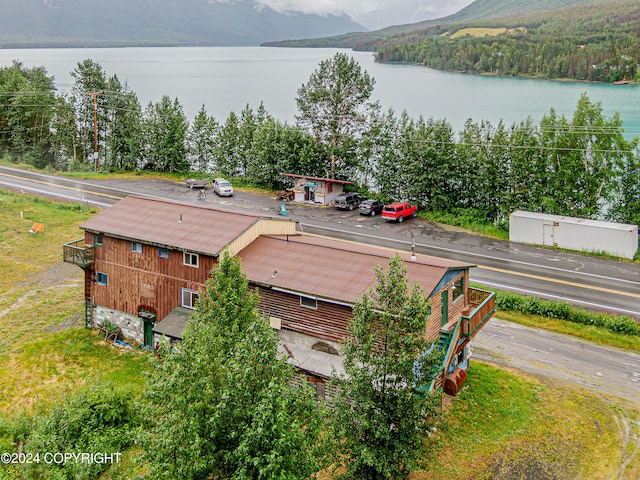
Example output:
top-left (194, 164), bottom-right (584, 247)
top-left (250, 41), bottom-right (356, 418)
top-left (179, 214), bottom-right (183, 223)
top-left (272, 270), bottom-right (278, 278)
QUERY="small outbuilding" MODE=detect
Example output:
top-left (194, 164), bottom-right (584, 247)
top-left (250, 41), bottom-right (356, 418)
top-left (283, 174), bottom-right (353, 206)
top-left (509, 210), bottom-right (638, 259)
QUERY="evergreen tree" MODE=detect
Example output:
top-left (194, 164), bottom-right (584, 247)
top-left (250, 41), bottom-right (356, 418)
top-left (102, 76), bottom-right (143, 171)
top-left (187, 104), bottom-right (219, 173)
top-left (609, 140), bottom-right (640, 225)
top-left (140, 95), bottom-right (189, 173)
top-left (247, 118), bottom-right (325, 189)
top-left (213, 111), bottom-right (242, 177)
top-left (331, 255), bottom-right (441, 480)
top-left (70, 59), bottom-right (108, 168)
top-left (0, 61), bottom-right (57, 167)
top-left (141, 253), bottom-right (330, 480)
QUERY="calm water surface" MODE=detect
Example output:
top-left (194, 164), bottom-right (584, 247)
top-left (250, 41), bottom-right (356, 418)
top-left (1, 46), bottom-right (638, 139)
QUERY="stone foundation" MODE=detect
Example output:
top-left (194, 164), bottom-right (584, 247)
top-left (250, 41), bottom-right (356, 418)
top-left (93, 306), bottom-right (143, 345)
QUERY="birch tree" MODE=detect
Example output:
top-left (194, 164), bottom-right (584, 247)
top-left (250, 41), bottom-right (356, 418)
top-left (296, 52), bottom-right (376, 179)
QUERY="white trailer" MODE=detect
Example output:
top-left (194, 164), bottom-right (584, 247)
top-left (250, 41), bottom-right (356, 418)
top-left (509, 210), bottom-right (638, 259)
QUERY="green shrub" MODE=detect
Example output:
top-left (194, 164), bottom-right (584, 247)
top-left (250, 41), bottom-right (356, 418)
top-left (20, 381), bottom-right (140, 480)
top-left (495, 291), bottom-right (640, 337)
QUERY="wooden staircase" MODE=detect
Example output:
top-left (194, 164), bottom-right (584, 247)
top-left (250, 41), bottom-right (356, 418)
top-left (64, 239), bottom-right (95, 328)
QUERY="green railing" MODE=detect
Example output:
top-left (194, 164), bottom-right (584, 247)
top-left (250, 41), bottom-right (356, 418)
top-left (461, 288), bottom-right (495, 339)
top-left (63, 239), bottom-right (95, 269)
top-left (428, 317), bottom-right (462, 393)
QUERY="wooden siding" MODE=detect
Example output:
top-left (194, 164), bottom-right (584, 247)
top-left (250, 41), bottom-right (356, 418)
top-left (254, 285), bottom-right (353, 344)
top-left (88, 232), bottom-right (215, 321)
top-left (256, 271), bottom-right (470, 346)
top-left (225, 218), bottom-right (298, 256)
top-left (425, 271), bottom-right (469, 341)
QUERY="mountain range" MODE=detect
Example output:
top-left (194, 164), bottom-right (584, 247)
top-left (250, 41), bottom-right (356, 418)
top-left (264, 0), bottom-right (613, 48)
top-left (0, 0), bottom-right (366, 48)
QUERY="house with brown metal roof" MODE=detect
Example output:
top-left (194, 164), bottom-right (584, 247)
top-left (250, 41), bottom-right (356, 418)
top-left (63, 195), bottom-right (495, 396)
top-left (63, 195), bottom-right (297, 346)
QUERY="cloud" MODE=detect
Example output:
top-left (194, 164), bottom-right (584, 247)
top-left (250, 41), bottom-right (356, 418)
top-left (205, 0), bottom-right (475, 28)
top-left (254, 0), bottom-right (474, 22)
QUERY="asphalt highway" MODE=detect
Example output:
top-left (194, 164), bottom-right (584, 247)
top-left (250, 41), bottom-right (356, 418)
top-left (1, 165), bottom-right (638, 319)
top-left (2, 165), bottom-right (639, 404)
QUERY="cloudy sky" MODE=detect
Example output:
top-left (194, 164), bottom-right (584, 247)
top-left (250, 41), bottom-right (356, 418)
top-left (253, 0), bottom-right (476, 30)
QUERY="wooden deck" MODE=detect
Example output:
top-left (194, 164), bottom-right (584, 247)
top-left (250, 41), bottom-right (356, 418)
top-left (63, 239), bottom-right (95, 269)
top-left (460, 288), bottom-right (495, 339)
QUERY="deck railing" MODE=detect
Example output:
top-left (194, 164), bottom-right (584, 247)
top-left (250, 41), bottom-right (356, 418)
top-left (461, 288), bottom-right (495, 339)
top-left (63, 239), bottom-right (95, 269)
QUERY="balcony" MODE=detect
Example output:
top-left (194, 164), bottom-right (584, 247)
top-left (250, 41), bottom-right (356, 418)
top-left (460, 287), bottom-right (495, 339)
top-left (63, 239), bottom-right (95, 269)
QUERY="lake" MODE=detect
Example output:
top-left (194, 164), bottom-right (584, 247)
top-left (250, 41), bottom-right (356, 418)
top-left (1, 46), bottom-right (639, 139)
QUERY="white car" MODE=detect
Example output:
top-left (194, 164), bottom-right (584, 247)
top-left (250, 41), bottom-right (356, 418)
top-left (212, 178), bottom-right (233, 196)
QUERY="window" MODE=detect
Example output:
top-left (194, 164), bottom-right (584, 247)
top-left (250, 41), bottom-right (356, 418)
top-left (184, 252), bottom-right (199, 267)
top-left (452, 276), bottom-right (464, 303)
top-left (300, 295), bottom-right (317, 309)
top-left (96, 272), bottom-right (108, 286)
top-left (181, 288), bottom-right (200, 309)
top-left (158, 248), bottom-right (170, 259)
top-left (131, 242), bottom-right (143, 254)
top-left (94, 234), bottom-right (103, 246)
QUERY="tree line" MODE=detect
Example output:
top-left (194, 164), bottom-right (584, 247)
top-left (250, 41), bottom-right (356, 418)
top-left (370, 0), bottom-right (640, 83)
top-left (1, 54), bottom-right (639, 227)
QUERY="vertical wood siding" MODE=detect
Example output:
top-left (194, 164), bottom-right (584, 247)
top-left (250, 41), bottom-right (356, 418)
top-left (89, 233), bottom-right (216, 321)
top-left (425, 271), bottom-right (469, 340)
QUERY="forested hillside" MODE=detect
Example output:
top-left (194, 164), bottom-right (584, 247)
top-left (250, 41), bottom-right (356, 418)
top-left (264, 0), bottom-right (608, 48)
top-left (267, 0), bottom-right (640, 84)
top-left (373, 0), bottom-right (640, 82)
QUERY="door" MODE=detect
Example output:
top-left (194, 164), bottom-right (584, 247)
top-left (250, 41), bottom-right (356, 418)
top-left (543, 222), bottom-right (554, 246)
top-left (441, 289), bottom-right (449, 326)
top-left (139, 311), bottom-right (156, 347)
top-left (304, 181), bottom-right (317, 202)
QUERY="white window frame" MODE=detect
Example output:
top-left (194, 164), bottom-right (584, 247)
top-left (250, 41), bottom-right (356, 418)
top-left (96, 272), bottom-right (109, 286)
top-left (181, 288), bottom-right (200, 309)
top-left (452, 276), bottom-right (464, 303)
top-left (300, 295), bottom-right (318, 310)
top-left (183, 251), bottom-right (199, 268)
top-left (131, 241), bottom-right (143, 254)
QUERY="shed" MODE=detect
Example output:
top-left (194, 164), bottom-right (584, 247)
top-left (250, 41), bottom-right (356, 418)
top-left (283, 174), bottom-right (353, 206)
top-left (509, 210), bottom-right (638, 259)
top-left (152, 307), bottom-right (191, 344)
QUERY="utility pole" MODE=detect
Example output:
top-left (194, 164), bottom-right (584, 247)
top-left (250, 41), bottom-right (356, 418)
top-left (88, 91), bottom-right (102, 171)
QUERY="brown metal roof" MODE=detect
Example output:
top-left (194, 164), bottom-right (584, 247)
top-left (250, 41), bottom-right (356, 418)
top-left (80, 196), bottom-right (287, 256)
top-left (238, 235), bottom-right (474, 305)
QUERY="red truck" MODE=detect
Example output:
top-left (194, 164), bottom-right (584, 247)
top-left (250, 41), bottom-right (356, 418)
top-left (381, 202), bottom-right (418, 223)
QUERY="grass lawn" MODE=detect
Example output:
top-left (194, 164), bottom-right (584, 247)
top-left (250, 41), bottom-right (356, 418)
top-left (0, 187), bottom-right (638, 479)
top-left (0, 189), bottom-right (149, 419)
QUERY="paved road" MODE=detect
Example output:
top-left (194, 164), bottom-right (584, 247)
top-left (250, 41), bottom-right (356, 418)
top-left (5, 166), bottom-right (637, 316)
top-left (2, 165), bottom-right (639, 404)
top-left (474, 318), bottom-right (640, 404)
